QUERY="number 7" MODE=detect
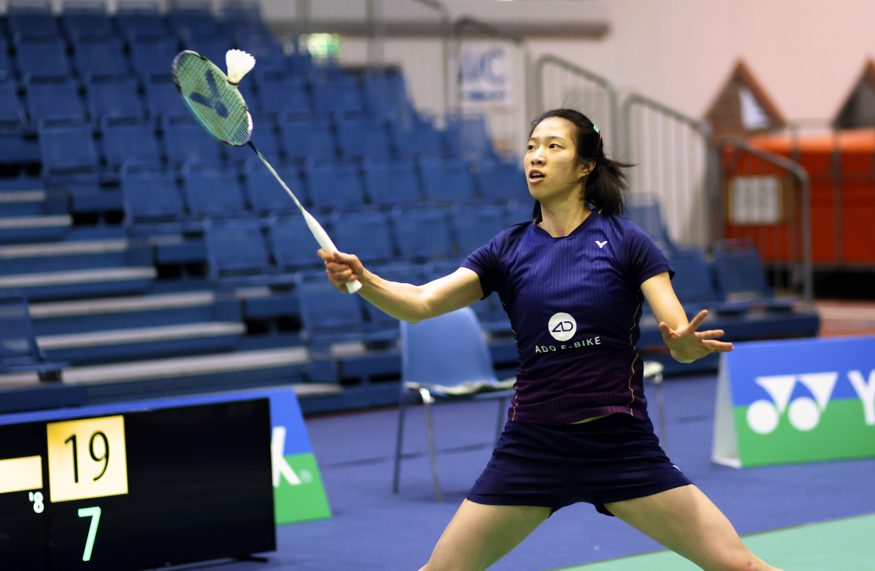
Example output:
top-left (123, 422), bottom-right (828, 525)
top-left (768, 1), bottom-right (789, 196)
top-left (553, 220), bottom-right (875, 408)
top-left (77, 506), bottom-right (102, 562)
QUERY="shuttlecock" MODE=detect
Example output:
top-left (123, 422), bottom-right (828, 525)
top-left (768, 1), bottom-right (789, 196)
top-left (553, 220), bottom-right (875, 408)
top-left (225, 49), bottom-right (256, 85)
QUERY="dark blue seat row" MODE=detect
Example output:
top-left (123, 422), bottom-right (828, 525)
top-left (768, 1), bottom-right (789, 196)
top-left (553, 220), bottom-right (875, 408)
top-left (115, 157), bottom-right (527, 228)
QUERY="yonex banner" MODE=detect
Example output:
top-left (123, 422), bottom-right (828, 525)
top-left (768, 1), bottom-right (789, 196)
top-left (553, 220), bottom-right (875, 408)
top-left (265, 388), bottom-right (332, 525)
top-left (713, 336), bottom-right (875, 468)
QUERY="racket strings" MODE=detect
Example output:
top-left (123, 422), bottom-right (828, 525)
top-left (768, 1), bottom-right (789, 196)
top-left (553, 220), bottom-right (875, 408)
top-left (173, 52), bottom-right (252, 146)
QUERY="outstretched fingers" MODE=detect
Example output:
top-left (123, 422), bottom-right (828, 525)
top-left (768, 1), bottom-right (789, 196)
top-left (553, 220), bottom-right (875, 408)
top-left (687, 309), bottom-right (709, 331)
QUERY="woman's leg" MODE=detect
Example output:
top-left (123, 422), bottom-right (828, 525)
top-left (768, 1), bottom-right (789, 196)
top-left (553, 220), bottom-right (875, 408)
top-left (420, 499), bottom-right (551, 571)
top-left (605, 485), bottom-right (781, 571)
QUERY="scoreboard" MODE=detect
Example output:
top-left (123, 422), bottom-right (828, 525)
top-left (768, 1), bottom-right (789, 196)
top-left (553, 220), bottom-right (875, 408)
top-left (0, 398), bottom-right (276, 570)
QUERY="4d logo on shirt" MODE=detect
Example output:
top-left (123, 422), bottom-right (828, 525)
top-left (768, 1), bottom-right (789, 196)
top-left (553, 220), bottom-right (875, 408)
top-left (548, 312), bottom-right (577, 341)
top-left (746, 369), bottom-right (875, 434)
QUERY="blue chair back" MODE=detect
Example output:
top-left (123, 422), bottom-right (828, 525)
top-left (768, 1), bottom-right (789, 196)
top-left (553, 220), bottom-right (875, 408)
top-left (102, 120), bottom-right (163, 170)
top-left (362, 161), bottom-right (422, 207)
top-left (204, 217), bottom-right (271, 278)
top-left (74, 37), bottom-right (129, 79)
top-left (419, 159), bottom-right (476, 205)
top-left (401, 307), bottom-right (497, 386)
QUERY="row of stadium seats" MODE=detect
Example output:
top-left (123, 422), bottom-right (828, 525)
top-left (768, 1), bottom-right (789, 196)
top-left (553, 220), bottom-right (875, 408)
top-left (2, 1), bottom-right (271, 42)
top-left (36, 115), bottom-right (496, 169)
top-left (0, 1), bottom-right (313, 80)
top-left (120, 163), bottom-right (528, 224)
top-left (0, 69), bottom-right (410, 127)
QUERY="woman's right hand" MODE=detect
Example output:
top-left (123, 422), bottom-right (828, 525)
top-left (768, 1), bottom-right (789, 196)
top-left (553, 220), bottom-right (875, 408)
top-left (318, 249), bottom-right (366, 293)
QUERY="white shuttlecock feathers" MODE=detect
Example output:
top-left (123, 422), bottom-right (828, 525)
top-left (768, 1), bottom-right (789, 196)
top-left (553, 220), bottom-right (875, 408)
top-left (225, 49), bottom-right (256, 85)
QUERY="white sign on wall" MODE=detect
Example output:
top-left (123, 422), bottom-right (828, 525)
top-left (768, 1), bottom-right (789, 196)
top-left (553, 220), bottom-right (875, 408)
top-left (459, 43), bottom-right (514, 106)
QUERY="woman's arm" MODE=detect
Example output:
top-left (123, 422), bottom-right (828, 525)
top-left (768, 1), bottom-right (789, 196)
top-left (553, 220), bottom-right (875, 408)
top-left (640, 272), bottom-right (733, 363)
top-left (318, 249), bottom-right (484, 323)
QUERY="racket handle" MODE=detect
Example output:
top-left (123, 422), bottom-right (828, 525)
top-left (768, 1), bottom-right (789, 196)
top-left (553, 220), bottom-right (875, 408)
top-left (302, 210), bottom-right (362, 294)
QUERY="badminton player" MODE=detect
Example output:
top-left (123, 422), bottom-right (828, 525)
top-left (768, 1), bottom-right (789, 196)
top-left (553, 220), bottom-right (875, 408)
top-left (319, 108), bottom-right (781, 571)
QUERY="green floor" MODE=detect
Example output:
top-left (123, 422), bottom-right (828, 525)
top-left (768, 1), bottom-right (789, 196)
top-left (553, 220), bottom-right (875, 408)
top-left (556, 513), bottom-right (875, 571)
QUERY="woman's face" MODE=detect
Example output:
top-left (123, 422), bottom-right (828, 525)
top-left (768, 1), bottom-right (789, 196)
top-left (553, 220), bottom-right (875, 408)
top-left (524, 116), bottom-right (591, 203)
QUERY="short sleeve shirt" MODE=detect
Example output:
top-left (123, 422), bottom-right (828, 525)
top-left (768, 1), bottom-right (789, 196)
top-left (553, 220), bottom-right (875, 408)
top-left (462, 211), bottom-right (672, 424)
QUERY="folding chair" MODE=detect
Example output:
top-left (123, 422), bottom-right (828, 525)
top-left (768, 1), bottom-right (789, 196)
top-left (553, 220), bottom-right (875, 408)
top-left (393, 307), bottom-right (514, 501)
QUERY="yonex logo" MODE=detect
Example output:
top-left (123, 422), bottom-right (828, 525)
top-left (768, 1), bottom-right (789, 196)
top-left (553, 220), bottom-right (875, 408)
top-left (188, 69), bottom-right (229, 118)
top-left (746, 373), bottom-right (838, 434)
top-left (596, 240), bottom-right (607, 249)
top-left (548, 312), bottom-right (576, 342)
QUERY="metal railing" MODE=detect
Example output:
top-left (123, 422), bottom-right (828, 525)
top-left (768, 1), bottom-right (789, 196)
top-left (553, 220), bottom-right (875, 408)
top-left (620, 92), bottom-right (715, 249)
top-left (719, 138), bottom-right (813, 305)
top-left (533, 53), bottom-right (619, 156)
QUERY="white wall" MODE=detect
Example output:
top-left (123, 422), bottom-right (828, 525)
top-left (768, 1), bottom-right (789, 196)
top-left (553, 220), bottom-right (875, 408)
top-left (254, 0), bottom-right (873, 123)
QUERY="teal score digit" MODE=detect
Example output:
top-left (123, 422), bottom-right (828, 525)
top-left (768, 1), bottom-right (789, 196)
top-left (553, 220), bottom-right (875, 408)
top-left (77, 506), bottom-right (102, 562)
top-left (29, 491), bottom-right (44, 514)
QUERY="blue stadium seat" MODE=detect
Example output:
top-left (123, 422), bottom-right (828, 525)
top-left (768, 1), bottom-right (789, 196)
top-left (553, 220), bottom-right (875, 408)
top-left (473, 160), bottom-right (527, 203)
top-left (60, 4), bottom-right (115, 40)
top-left (180, 165), bottom-right (247, 219)
top-left (362, 161), bottom-right (422, 208)
top-left (129, 36), bottom-right (179, 78)
top-left (311, 75), bottom-right (365, 115)
top-left (203, 217), bottom-right (272, 280)
top-left (7, 2), bottom-right (59, 38)
top-left (391, 208), bottom-right (456, 262)
top-left (668, 248), bottom-right (725, 316)
top-left (449, 205), bottom-right (506, 254)
top-left (168, 4), bottom-right (221, 39)
top-left (25, 79), bottom-right (86, 124)
top-left (713, 240), bottom-right (796, 311)
top-left (101, 119), bottom-right (163, 171)
top-left (306, 161), bottom-right (367, 212)
top-left (0, 294), bottom-right (64, 381)
top-left (255, 73), bottom-right (311, 117)
top-left (233, 31), bottom-right (287, 74)
top-left (336, 116), bottom-right (394, 161)
top-left (38, 121), bottom-right (100, 177)
top-left (242, 160), bottom-right (301, 215)
top-left (444, 114), bottom-right (499, 162)
top-left (504, 200), bottom-right (534, 226)
top-left (0, 37), bottom-right (13, 80)
top-left (143, 74), bottom-right (188, 119)
top-left (331, 210), bottom-right (395, 265)
top-left (268, 216), bottom-right (324, 272)
top-left (625, 193), bottom-right (677, 256)
top-left (115, 5), bottom-right (171, 40)
top-left (277, 116), bottom-right (336, 163)
top-left (14, 36), bottom-right (71, 80)
top-left (419, 159), bottom-right (477, 204)
top-left (296, 279), bottom-right (375, 349)
top-left (390, 119), bottom-right (445, 160)
top-left (363, 70), bottom-right (413, 120)
top-left (221, 2), bottom-right (271, 36)
top-left (0, 78), bottom-right (34, 163)
top-left (85, 77), bottom-right (145, 121)
top-left (179, 34), bottom-right (230, 69)
top-left (161, 116), bottom-right (225, 167)
top-left (0, 78), bottom-right (25, 128)
top-left (121, 167), bottom-right (186, 226)
top-left (287, 50), bottom-right (316, 77)
top-left (73, 36), bottom-right (129, 79)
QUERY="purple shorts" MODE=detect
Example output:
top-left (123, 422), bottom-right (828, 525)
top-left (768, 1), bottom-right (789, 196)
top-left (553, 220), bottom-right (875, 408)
top-left (466, 413), bottom-right (692, 516)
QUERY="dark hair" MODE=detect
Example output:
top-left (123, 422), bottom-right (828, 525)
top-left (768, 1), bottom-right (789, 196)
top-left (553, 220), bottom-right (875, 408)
top-left (528, 108), bottom-right (632, 217)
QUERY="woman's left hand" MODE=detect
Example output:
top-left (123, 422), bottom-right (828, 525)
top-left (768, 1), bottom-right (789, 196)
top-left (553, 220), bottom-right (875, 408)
top-left (658, 309), bottom-right (733, 363)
